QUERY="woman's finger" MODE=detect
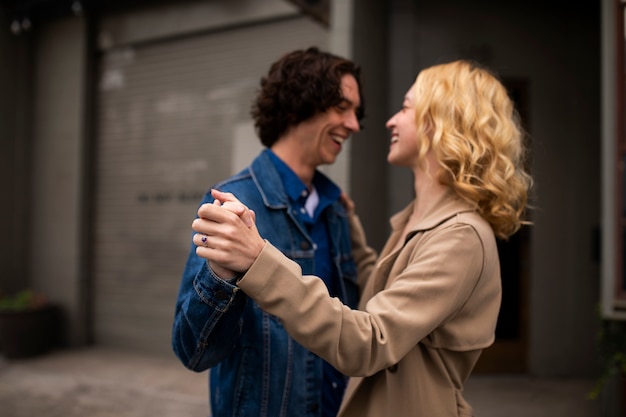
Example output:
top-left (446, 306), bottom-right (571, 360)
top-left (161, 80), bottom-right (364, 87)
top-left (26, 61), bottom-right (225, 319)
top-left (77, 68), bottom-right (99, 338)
top-left (193, 232), bottom-right (209, 248)
top-left (210, 189), bottom-right (254, 228)
top-left (197, 202), bottom-right (237, 223)
top-left (211, 189), bottom-right (242, 205)
top-left (221, 201), bottom-right (254, 227)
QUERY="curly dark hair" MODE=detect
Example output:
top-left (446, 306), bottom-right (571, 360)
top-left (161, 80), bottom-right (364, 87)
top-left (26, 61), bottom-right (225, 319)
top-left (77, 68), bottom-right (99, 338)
top-left (251, 47), bottom-right (365, 147)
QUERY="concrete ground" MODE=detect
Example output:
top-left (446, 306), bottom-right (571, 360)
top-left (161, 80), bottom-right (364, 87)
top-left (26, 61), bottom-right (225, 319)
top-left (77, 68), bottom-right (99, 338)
top-left (0, 347), bottom-right (604, 417)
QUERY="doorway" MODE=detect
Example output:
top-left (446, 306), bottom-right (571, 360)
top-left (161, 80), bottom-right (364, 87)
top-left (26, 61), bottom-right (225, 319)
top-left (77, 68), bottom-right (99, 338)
top-left (474, 78), bottom-right (532, 373)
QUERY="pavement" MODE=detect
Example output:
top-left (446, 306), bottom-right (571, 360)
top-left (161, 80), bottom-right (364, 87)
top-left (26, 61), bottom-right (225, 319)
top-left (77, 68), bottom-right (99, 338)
top-left (0, 346), bottom-right (605, 417)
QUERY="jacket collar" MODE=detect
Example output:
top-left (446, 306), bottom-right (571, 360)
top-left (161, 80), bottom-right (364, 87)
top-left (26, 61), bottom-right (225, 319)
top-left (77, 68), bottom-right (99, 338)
top-left (249, 149), bottom-right (339, 209)
top-left (248, 149), bottom-right (289, 208)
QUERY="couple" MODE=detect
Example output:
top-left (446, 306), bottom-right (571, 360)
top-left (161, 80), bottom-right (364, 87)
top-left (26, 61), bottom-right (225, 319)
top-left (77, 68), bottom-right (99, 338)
top-left (172, 47), bottom-right (532, 417)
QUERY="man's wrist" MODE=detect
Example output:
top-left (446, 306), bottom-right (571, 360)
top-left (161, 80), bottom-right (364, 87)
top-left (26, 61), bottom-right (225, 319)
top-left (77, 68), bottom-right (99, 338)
top-left (207, 260), bottom-right (243, 284)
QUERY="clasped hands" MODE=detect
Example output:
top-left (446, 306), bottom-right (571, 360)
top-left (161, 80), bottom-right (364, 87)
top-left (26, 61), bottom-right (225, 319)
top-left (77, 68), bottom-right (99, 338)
top-left (192, 189), bottom-right (265, 279)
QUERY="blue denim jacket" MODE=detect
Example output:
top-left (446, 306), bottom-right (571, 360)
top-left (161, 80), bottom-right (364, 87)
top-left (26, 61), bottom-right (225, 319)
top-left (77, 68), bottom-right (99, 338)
top-left (172, 149), bottom-right (359, 417)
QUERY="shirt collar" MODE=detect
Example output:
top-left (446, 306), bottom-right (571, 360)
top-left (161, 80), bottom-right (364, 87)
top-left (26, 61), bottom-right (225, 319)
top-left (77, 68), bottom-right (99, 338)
top-left (267, 149), bottom-right (341, 204)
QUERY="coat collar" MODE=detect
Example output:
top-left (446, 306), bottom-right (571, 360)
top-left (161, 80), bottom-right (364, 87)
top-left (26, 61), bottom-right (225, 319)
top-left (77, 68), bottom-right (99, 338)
top-left (390, 189), bottom-right (477, 237)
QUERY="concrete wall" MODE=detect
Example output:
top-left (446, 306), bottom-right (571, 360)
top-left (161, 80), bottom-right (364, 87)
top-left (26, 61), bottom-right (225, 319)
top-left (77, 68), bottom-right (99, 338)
top-left (98, 0), bottom-right (299, 49)
top-left (524, 6), bottom-right (600, 377)
top-left (387, 0), bottom-right (420, 219)
top-left (29, 16), bottom-right (88, 346)
top-left (345, 0), bottom-right (390, 252)
top-left (0, 7), bottom-right (32, 296)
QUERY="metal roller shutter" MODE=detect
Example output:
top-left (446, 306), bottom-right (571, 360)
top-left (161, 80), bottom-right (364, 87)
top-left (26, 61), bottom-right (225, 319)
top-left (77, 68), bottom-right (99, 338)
top-left (93, 15), bottom-right (327, 354)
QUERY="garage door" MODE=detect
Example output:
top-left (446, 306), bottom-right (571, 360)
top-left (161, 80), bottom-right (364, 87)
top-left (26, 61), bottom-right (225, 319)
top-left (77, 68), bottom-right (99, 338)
top-left (93, 15), bottom-right (327, 355)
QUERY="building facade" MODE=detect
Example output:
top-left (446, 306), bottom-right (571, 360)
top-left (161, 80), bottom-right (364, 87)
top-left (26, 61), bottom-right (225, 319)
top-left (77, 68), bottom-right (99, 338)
top-left (0, 0), bottom-right (608, 384)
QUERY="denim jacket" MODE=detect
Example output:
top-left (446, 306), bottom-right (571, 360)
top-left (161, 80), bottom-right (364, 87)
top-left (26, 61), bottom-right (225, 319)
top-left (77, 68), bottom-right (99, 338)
top-left (172, 149), bottom-right (359, 417)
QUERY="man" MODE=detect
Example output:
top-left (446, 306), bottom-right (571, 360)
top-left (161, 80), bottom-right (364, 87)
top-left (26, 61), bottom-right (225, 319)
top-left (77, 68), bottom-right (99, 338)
top-left (172, 47), bottom-right (365, 417)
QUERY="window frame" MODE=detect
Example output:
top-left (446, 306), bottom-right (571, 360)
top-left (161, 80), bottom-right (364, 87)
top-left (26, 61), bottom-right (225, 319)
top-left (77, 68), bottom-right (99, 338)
top-left (602, 0), bottom-right (626, 319)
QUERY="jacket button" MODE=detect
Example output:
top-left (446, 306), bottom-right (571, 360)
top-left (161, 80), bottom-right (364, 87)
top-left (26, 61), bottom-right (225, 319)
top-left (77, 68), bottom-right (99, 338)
top-left (214, 289), bottom-right (229, 301)
top-left (300, 241), bottom-right (311, 250)
top-left (388, 364), bottom-right (398, 373)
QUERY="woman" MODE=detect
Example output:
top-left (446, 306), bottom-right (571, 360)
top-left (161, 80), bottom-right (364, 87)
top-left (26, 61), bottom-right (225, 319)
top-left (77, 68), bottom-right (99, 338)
top-left (193, 60), bottom-right (532, 417)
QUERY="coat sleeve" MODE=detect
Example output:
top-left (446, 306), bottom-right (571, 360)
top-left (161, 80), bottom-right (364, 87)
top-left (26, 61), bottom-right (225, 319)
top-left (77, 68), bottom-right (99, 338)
top-left (236, 222), bottom-right (491, 377)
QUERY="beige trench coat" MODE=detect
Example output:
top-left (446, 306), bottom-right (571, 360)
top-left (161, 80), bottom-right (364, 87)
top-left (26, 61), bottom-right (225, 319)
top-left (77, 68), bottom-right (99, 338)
top-left (236, 190), bottom-right (501, 417)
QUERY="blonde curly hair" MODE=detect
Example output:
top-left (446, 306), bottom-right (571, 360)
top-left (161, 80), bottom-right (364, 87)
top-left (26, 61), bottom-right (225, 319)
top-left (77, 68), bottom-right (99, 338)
top-left (412, 60), bottom-right (533, 240)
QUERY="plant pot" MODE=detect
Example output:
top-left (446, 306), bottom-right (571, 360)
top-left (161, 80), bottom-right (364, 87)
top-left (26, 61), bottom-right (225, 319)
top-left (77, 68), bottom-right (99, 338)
top-left (621, 372), bottom-right (626, 417)
top-left (0, 304), bottom-right (61, 359)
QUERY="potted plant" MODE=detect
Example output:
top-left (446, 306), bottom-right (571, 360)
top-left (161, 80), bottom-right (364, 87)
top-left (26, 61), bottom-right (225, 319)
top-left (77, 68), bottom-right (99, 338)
top-left (0, 289), bottom-right (61, 359)
top-left (588, 318), bottom-right (626, 414)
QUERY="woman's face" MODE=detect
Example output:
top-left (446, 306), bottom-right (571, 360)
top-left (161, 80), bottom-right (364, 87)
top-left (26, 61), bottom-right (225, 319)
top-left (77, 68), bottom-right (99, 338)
top-left (385, 84), bottom-right (420, 168)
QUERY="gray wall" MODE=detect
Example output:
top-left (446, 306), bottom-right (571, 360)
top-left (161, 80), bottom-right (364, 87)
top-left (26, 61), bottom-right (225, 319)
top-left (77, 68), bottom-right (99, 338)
top-left (350, 0), bottom-right (390, 252)
top-left (29, 16), bottom-right (89, 346)
top-left (0, 8), bottom-right (32, 296)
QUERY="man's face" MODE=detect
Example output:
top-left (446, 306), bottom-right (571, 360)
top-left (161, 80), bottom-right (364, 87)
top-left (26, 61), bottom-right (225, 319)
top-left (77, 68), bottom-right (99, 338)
top-left (297, 74), bottom-right (361, 168)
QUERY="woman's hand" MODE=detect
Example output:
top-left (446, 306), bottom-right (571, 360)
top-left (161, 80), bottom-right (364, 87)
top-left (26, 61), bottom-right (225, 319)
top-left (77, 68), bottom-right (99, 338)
top-left (192, 189), bottom-right (265, 275)
top-left (340, 191), bottom-right (355, 216)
